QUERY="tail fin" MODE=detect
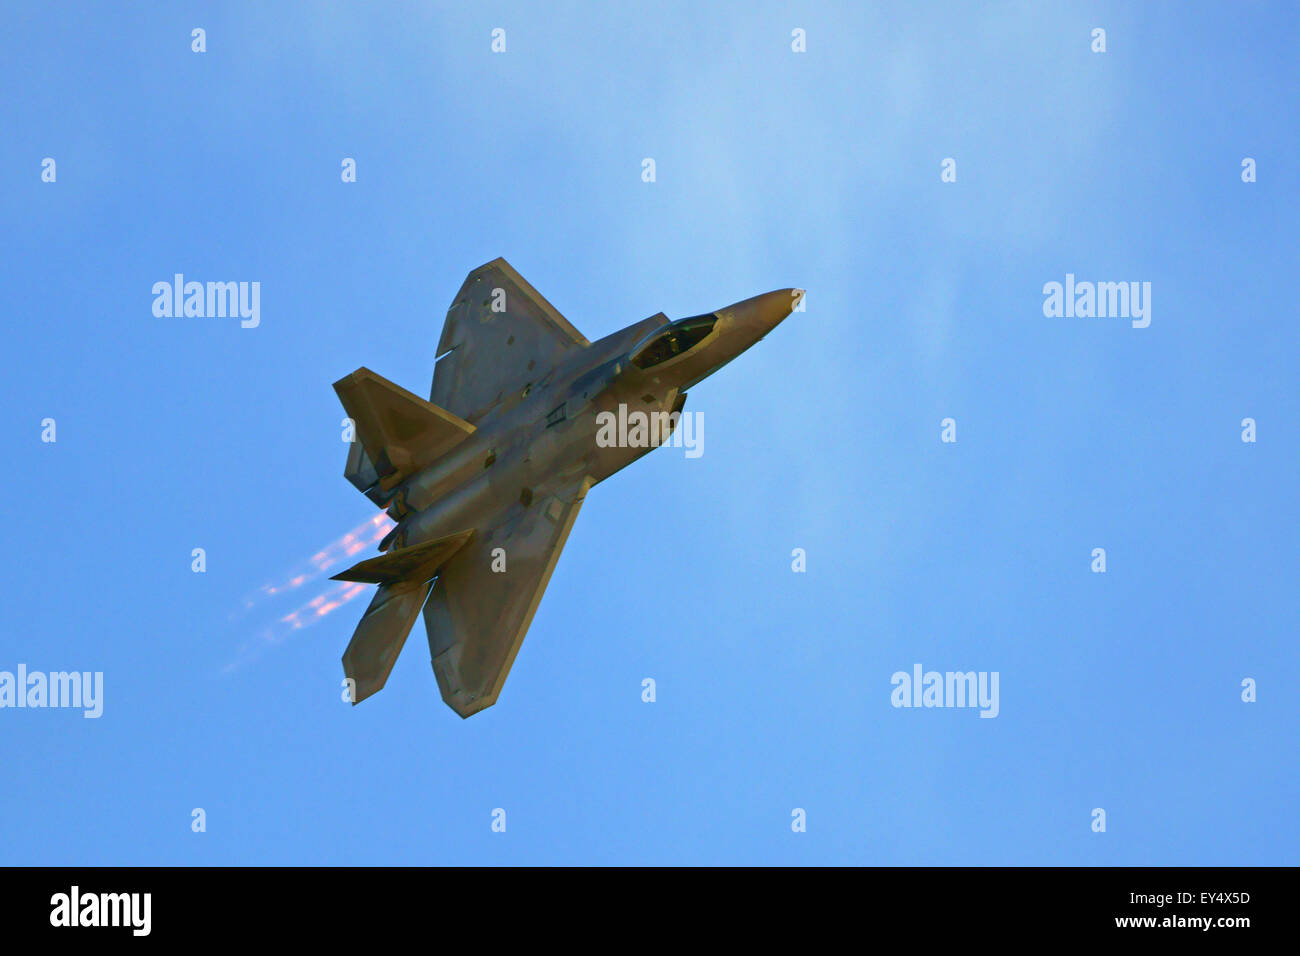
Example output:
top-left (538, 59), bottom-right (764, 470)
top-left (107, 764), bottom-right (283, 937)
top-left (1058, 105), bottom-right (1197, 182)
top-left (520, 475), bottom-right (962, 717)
top-left (334, 367), bottom-right (476, 505)
top-left (337, 529), bottom-right (475, 703)
top-left (331, 529), bottom-right (474, 585)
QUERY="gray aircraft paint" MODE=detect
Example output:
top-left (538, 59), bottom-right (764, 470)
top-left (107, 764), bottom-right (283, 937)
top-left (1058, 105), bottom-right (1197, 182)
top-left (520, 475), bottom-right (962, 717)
top-left (332, 257), bottom-right (801, 718)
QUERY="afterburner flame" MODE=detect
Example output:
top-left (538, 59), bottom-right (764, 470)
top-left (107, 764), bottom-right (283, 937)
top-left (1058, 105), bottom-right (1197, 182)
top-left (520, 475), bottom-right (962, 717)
top-left (241, 513), bottom-right (393, 606)
top-left (275, 579), bottom-right (369, 634)
top-left (226, 514), bottom-right (393, 672)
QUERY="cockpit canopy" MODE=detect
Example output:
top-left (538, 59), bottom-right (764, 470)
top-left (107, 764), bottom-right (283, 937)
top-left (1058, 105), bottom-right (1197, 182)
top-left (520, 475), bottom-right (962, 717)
top-left (629, 314), bottom-right (718, 370)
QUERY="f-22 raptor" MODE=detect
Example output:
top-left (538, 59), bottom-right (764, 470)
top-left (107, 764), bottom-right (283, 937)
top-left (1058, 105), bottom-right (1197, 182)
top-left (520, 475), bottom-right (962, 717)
top-left (332, 258), bottom-right (802, 717)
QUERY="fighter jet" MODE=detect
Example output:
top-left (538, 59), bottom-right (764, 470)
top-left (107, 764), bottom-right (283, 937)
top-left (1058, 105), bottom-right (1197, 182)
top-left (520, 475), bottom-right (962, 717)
top-left (332, 258), bottom-right (801, 717)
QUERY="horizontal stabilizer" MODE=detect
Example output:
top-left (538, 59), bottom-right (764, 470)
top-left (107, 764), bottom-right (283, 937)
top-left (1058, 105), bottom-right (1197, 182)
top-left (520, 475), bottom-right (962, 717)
top-left (331, 529), bottom-right (475, 585)
top-left (342, 581), bottom-right (433, 704)
top-left (334, 367), bottom-right (476, 493)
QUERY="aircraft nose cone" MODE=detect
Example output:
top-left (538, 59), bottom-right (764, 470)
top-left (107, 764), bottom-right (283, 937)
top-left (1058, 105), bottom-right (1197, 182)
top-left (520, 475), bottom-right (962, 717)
top-left (726, 288), bottom-right (803, 336)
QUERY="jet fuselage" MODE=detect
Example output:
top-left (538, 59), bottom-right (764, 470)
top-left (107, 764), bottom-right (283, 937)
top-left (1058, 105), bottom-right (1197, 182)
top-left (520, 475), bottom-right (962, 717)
top-left (387, 289), bottom-right (801, 553)
top-left (332, 260), bottom-right (801, 715)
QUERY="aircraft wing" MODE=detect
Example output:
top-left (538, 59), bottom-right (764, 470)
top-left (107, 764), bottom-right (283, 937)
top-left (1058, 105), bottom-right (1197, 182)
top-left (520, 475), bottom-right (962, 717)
top-left (431, 258), bottom-right (590, 424)
top-left (423, 473), bottom-right (593, 717)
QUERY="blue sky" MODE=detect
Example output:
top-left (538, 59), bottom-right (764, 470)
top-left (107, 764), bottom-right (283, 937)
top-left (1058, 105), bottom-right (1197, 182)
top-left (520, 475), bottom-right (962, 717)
top-left (2, 2), bottom-right (1295, 865)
